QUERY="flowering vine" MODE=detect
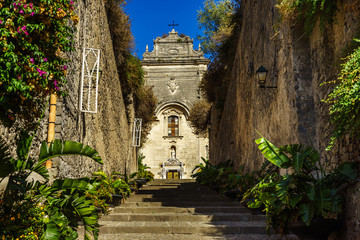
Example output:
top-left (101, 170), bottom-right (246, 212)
top-left (0, 0), bottom-right (79, 123)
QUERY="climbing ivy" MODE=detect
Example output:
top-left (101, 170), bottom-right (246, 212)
top-left (323, 39), bottom-right (360, 149)
top-left (0, 0), bottom-right (78, 124)
top-left (276, 0), bottom-right (337, 35)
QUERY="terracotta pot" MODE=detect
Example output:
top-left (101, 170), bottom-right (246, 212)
top-left (288, 219), bottom-right (341, 240)
top-left (223, 189), bottom-right (241, 200)
top-left (111, 194), bottom-right (123, 206)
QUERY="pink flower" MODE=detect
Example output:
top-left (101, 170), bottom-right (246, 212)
top-left (43, 58), bottom-right (48, 62)
top-left (24, 31), bottom-right (29, 36)
top-left (30, 58), bottom-right (34, 63)
top-left (17, 27), bottom-right (21, 33)
top-left (18, 76), bottom-right (21, 79)
top-left (58, 8), bottom-right (62, 11)
top-left (36, 68), bottom-right (46, 76)
top-left (0, 20), bottom-right (2, 24)
top-left (24, 4), bottom-right (27, 8)
top-left (21, 25), bottom-right (26, 31)
top-left (63, 65), bottom-right (67, 70)
top-left (29, 3), bottom-right (33, 9)
top-left (53, 80), bottom-right (58, 86)
top-left (13, 2), bottom-right (16, 6)
top-left (70, 0), bottom-right (74, 5)
top-left (19, 10), bottom-right (24, 14)
top-left (30, 12), bottom-right (34, 16)
top-left (55, 86), bottom-right (59, 91)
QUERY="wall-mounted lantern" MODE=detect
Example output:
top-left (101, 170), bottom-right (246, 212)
top-left (256, 66), bottom-right (277, 89)
top-left (207, 121), bottom-right (212, 131)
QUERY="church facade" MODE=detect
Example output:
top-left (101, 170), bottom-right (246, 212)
top-left (140, 29), bottom-right (209, 179)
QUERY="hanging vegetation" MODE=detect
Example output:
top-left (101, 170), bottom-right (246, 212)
top-left (198, 0), bottom-right (241, 112)
top-left (323, 40), bottom-right (360, 149)
top-left (276, 0), bottom-right (343, 35)
top-left (0, 0), bottom-right (78, 124)
top-left (105, 0), bottom-right (157, 143)
top-left (189, 99), bottom-right (211, 136)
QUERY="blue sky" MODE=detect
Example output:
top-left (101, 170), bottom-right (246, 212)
top-left (125, 0), bottom-right (205, 58)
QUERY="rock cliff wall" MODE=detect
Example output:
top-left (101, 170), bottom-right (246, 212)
top-left (209, 0), bottom-right (360, 238)
top-left (0, 0), bottom-right (136, 178)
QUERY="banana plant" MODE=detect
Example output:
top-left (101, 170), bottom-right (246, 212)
top-left (36, 179), bottom-right (99, 240)
top-left (244, 134), bottom-right (358, 234)
top-left (0, 132), bottom-right (103, 240)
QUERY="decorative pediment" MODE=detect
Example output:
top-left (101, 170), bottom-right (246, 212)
top-left (164, 157), bottom-right (182, 166)
top-left (143, 29), bottom-right (206, 60)
top-left (162, 109), bottom-right (181, 116)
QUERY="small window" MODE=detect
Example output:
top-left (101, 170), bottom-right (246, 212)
top-left (168, 116), bottom-right (179, 136)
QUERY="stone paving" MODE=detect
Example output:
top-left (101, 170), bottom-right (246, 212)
top-left (92, 179), bottom-right (299, 240)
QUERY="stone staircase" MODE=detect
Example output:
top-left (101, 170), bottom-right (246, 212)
top-left (97, 179), bottom-right (298, 240)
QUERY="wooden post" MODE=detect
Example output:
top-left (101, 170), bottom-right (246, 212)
top-left (46, 93), bottom-right (57, 169)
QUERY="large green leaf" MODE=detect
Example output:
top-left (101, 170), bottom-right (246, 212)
top-left (337, 162), bottom-right (357, 180)
top-left (0, 138), bottom-right (13, 177)
top-left (38, 140), bottom-right (103, 164)
top-left (280, 144), bottom-right (320, 173)
top-left (299, 203), bottom-right (315, 226)
top-left (255, 137), bottom-right (289, 167)
top-left (39, 179), bottom-right (99, 240)
top-left (43, 221), bottom-right (62, 240)
top-left (16, 130), bottom-right (33, 161)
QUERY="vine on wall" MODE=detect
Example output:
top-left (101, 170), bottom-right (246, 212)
top-left (276, 0), bottom-right (337, 34)
top-left (0, 0), bottom-right (78, 124)
top-left (323, 40), bottom-right (360, 149)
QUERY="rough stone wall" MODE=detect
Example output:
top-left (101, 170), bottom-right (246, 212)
top-left (0, 0), bottom-right (136, 178)
top-left (53, 0), bottom-right (136, 178)
top-left (211, 0), bottom-right (360, 171)
top-left (209, 0), bottom-right (360, 238)
top-left (210, 0), bottom-right (307, 170)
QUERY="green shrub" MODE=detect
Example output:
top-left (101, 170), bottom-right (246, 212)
top-left (189, 99), bottom-right (211, 136)
top-left (130, 154), bottom-right (154, 182)
top-left (0, 130), bottom-right (103, 239)
top-left (243, 135), bottom-right (358, 234)
top-left (323, 40), bottom-right (360, 149)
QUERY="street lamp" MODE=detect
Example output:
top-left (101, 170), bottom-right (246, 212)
top-left (256, 66), bottom-right (277, 89)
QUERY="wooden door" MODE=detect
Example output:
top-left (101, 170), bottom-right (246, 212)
top-left (167, 170), bottom-right (179, 179)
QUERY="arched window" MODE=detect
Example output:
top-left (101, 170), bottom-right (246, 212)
top-left (168, 116), bottom-right (179, 136)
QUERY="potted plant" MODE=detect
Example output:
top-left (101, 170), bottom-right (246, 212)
top-left (91, 171), bottom-right (132, 207)
top-left (242, 135), bottom-right (358, 239)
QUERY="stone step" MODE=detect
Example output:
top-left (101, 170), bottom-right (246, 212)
top-left (120, 201), bottom-right (240, 207)
top-left (112, 206), bottom-right (250, 214)
top-left (98, 221), bottom-right (268, 235)
top-left (94, 180), bottom-right (298, 239)
top-left (98, 233), bottom-right (297, 240)
top-left (126, 196), bottom-right (233, 202)
top-left (149, 179), bottom-right (196, 184)
top-left (138, 187), bottom-right (210, 191)
top-left (135, 191), bottom-right (219, 196)
top-left (100, 213), bottom-right (266, 222)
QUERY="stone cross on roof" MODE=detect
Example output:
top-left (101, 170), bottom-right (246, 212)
top-left (168, 20), bottom-right (179, 30)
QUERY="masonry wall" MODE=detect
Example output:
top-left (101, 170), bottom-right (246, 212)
top-left (0, 0), bottom-right (136, 179)
top-left (209, 0), bottom-right (360, 238)
top-left (53, 0), bottom-right (136, 178)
